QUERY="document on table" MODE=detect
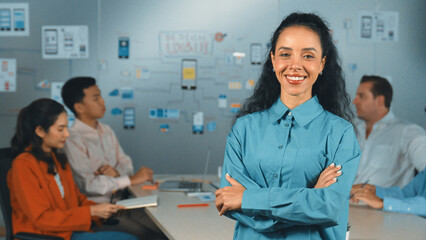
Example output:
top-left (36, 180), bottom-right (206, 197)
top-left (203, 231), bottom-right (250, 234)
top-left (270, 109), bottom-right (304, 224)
top-left (116, 195), bottom-right (158, 209)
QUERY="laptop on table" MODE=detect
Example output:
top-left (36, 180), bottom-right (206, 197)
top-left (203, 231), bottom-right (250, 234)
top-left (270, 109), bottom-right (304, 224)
top-left (159, 150), bottom-right (211, 192)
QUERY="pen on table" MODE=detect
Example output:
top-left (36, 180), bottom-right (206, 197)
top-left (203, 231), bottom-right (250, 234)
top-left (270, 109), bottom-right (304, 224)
top-left (110, 190), bottom-right (116, 203)
top-left (360, 179), bottom-right (369, 188)
top-left (350, 180), bottom-right (369, 199)
top-left (177, 203), bottom-right (209, 208)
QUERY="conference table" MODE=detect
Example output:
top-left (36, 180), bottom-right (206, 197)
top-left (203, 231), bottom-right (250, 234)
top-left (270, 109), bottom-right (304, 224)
top-left (129, 175), bottom-right (426, 240)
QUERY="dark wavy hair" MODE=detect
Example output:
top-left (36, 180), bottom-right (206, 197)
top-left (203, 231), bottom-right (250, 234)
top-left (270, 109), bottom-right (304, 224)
top-left (236, 12), bottom-right (353, 122)
top-left (10, 98), bottom-right (67, 174)
top-left (61, 76), bottom-right (96, 115)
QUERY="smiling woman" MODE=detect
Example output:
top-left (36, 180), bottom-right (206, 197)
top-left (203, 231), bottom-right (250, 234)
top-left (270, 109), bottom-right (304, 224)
top-left (271, 25), bottom-right (326, 109)
top-left (215, 13), bottom-right (360, 240)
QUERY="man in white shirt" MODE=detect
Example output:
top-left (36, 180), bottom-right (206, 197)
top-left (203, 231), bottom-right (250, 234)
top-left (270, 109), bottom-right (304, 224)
top-left (61, 77), bottom-right (165, 239)
top-left (352, 75), bottom-right (426, 189)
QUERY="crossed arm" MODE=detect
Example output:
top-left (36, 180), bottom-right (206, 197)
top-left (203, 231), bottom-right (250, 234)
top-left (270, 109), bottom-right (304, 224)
top-left (215, 163), bottom-right (342, 215)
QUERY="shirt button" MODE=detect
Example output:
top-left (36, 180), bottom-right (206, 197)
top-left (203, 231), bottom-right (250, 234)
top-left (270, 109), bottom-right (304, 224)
top-left (284, 123), bottom-right (289, 127)
top-left (288, 112), bottom-right (292, 116)
top-left (278, 145), bottom-right (283, 149)
top-left (388, 206), bottom-right (392, 210)
top-left (407, 208), bottom-right (411, 211)
top-left (273, 173), bottom-right (278, 178)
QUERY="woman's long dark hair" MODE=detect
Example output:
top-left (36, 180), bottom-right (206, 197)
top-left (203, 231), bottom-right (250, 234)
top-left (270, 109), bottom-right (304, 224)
top-left (236, 12), bottom-right (353, 122)
top-left (11, 98), bottom-right (67, 174)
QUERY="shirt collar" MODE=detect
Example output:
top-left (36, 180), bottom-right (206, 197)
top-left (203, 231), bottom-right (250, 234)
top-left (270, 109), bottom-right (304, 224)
top-left (72, 118), bottom-right (104, 134)
top-left (268, 96), bottom-right (324, 127)
top-left (373, 110), bottom-right (395, 127)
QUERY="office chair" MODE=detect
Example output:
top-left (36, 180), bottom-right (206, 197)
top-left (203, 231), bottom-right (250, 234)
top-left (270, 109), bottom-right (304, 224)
top-left (0, 147), bottom-right (63, 240)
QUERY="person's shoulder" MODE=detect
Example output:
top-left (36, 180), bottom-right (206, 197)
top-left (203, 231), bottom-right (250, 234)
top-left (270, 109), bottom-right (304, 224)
top-left (12, 152), bottom-right (38, 168)
top-left (389, 117), bottom-right (425, 132)
top-left (322, 110), bottom-right (354, 131)
top-left (236, 110), bottom-right (268, 124)
top-left (233, 110), bottom-right (269, 131)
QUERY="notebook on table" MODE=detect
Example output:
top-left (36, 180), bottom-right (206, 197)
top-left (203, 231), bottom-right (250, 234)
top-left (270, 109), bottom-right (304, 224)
top-left (116, 194), bottom-right (158, 209)
top-left (159, 150), bottom-right (211, 192)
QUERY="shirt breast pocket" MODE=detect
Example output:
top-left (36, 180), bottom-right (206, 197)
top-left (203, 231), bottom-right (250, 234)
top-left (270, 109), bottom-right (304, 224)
top-left (291, 150), bottom-right (327, 188)
top-left (369, 145), bottom-right (394, 169)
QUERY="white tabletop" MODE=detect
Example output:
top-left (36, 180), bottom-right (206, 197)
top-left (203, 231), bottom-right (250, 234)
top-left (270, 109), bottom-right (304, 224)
top-left (130, 175), bottom-right (235, 240)
top-left (348, 204), bottom-right (426, 240)
top-left (130, 175), bottom-right (426, 240)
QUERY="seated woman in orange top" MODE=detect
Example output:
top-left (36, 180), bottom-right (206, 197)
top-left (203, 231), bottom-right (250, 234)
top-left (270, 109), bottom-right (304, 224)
top-left (7, 98), bottom-right (138, 240)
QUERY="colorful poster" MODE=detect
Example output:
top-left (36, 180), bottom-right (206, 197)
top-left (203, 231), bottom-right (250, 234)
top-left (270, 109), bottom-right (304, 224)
top-left (0, 3), bottom-right (29, 37)
top-left (160, 124), bottom-right (170, 133)
top-left (42, 25), bottom-right (89, 59)
top-left (245, 79), bottom-right (255, 90)
top-left (193, 112), bottom-right (204, 134)
top-left (159, 31), bottom-right (213, 57)
top-left (181, 59), bottom-right (197, 89)
top-left (228, 81), bottom-right (242, 90)
top-left (51, 82), bottom-right (74, 126)
top-left (149, 108), bottom-right (180, 119)
top-left (0, 58), bottom-right (16, 92)
top-left (358, 11), bottom-right (399, 42)
top-left (230, 103), bottom-right (241, 113)
top-left (218, 94), bottom-right (227, 108)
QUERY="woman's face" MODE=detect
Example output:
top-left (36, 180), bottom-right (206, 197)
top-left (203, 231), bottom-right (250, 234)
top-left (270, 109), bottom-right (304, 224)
top-left (36, 112), bottom-right (69, 153)
top-left (271, 25), bottom-right (326, 103)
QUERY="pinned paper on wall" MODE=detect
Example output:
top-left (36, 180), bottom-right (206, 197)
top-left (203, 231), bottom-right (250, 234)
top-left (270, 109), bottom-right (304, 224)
top-left (109, 89), bottom-right (119, 97)
top-left (42, 25), bottom-right (89, 59)
top-left (358, 11), bottom-right (399, 42)
top-left (149, 108), bottom-right (180, 119)
top-left (37, 79), bottom-right (51, 89)
top-left (159, 31), bottom-right (213, 57)
top-left (245, 79), bottom-right (255, 90)
top-left (121, 70), bottom-right (131, 77)
top-left (111, 107), bottom-right (122, 115)
top-left (0, 3), bottom-right (29, 37)
top-left (233, 52), bottom-right (245, 65)
top-left (228, 81), bottom-right (242, 90)
top-left (193, 112), bottom-right (204, 134)
top-left (98, 60), bottom-right (107, 70)
top-left (51, 82), bottom-right (74, 126)
top-left (121, 87), bottom-right (134, 99)
top-left (0, 58), bottom-right (16, 92)
top-left (123, 107), bottom-right (135, 129)
top-left (118, 37), bottom-right (130, 59)
top-left (183, 66), bottom-right (195, 80)
top-left (181, 59), bottom-right (197, 90)
top-left (136, 67), bottom-right (150, 80)
top-left (218, 94), bottom-right (227, 108)
top-left (206, 121), bottom-right (216, 132)
top-left (160, 124), bottom-right (170, 133)
top-left (230, 103), bottom-right (241, 113)
top-left (250, 43), bottom-right (262, 65)
top-left (225, 53), bottom-right (233, 65)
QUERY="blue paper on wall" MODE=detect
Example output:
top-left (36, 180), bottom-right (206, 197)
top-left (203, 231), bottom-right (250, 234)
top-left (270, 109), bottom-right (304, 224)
top-left (109, 89), bottom-right (119, 97)
top-left (111, 108), bottom-right (122, 115)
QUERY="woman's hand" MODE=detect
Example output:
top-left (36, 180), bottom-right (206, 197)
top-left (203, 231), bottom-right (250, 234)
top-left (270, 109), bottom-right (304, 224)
top-left (89, 203), bottom-right (126, 219)
top-left (215, 174), bottom-right (246, 216)
top-left (314, 163), bottom-right (342, 188)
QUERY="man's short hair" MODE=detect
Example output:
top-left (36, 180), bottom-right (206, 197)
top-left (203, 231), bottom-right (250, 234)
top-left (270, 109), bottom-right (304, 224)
top-left (360, 75), bottom-right (393, 108)
top-left (61, 77), bottom-right (96, 115)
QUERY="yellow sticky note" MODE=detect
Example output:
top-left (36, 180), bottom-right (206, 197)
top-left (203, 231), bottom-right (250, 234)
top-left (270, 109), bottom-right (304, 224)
top-left (183, 67), bottom-right (195, 80)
